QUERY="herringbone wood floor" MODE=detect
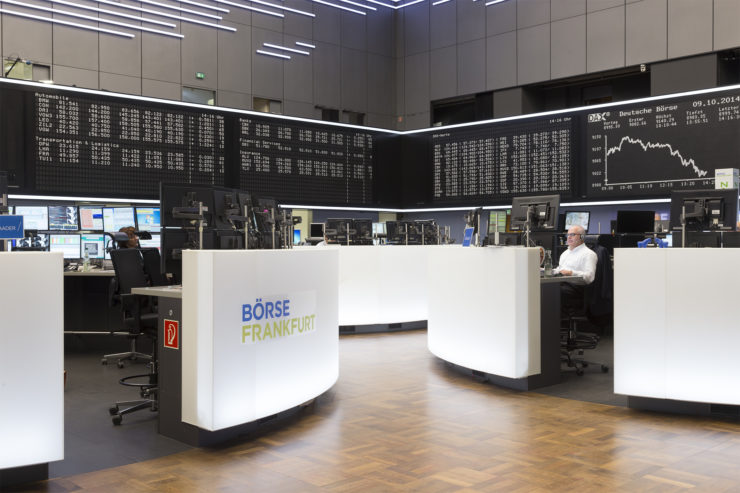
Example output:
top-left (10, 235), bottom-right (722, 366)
top-left (21, 331), bottom-right (740, 492)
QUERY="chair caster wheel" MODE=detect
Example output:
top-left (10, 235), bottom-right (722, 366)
top-left (601, 365), bottom-right (609, 373)
top-left (101, 358), bottom-right (108, 365)
top-left (109, 406), bottom-right (119, 415)
top-left (112, 415), bottom-right (122, 425)
top-left (117, 360), bottom-right (125, 369)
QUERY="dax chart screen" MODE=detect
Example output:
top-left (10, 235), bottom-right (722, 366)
top-left (585, 88), bottom-right (740, 197)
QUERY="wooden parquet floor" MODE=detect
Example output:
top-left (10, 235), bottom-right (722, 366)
top-left (20, 331), bottom-right (740, 492)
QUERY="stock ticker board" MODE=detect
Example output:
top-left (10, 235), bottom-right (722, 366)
top-left (238, 117), bottom-right (375, 205)
top-left (586, 89), bottom-right (740, 197)
top-left (34, 91), bottom-right (226, 197)
top-left (430, 115), bottom-right (574, 203)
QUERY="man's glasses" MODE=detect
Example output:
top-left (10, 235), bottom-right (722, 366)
top-left (566, 233), bottom-right (580, 237)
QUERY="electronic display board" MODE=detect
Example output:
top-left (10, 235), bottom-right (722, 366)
top-left (428, 115), bottom-right (574, 204)
top-left (238, 117), bottom-right (376, 205)
top-left (33, 90), bottom-right (226, 197)
top-left (586, 88), bottom-right (740, 197)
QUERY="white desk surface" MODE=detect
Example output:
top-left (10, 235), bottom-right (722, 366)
top-left (131, 285), bottom-right (182, 299)
top-left (540, 274), bottom-right (583, 285)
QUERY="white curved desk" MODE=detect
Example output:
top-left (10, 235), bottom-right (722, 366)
top-left (615, 248), bottom-right (740, 413)
top-left (427, 247), bottom-right (562, 389)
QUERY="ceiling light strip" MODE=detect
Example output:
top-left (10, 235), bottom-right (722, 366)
top-left (245, 0), bottom-right (315, 16)
top-left (263, 43), bottom-right (310, 55)
top-left (0, 8), bottom-right (134, 37)
top-left (212, 0), bottom-right (285, 17)
top-left (135, 0), bottom-right (224, 19)
top-left (393, 0), bottom-right (424, 8)
top-left (431, 0), bottom-right (450, 4)
top-left (3, 0), bottom-right (184, 37)
top-left (485, 0), bottom-right (506, 5)
top-left (41, 0), bottom-right (177, 27)
top-left (336, 0), bottom-right (376, 10)
top-left (363, 0), bottom-right (395, 8)
top-left (307, 0), bottom-right (365, 15)
top-left (94, 0), bottom-right (238, 29)
top-left (295, 41), bottom-right (315, 48)
top-left (256, 49), bottom-right (291, 60)
top-left (175, 0), bottom-right (230, 13)
top-left (363, 0), bottom-right (394, 7)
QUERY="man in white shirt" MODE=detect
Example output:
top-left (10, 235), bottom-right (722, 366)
top-left (554, 224), bottom-right (597, 313)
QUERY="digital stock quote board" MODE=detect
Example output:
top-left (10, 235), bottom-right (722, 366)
top-left (238, 116), bottom-right (377, 206)
top-left (586, 88), bottom-right (740, 198)
top-left (34, 90), bottom-right (226, 197)
top-left (430, 114), bottom-right (575, 204)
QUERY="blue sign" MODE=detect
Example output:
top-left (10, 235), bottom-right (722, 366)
top-left (0, 215), bottom-right (24, 239)
top-left (462, 227), bottom-right (474, 247)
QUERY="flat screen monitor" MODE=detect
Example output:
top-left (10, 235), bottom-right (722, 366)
top-left (488, 210), bottom-right (508, 234)
top-left (139, 233), bottom-right (161, 251)
top-left (510, 195), bottom-right (560, 231)
top-left (616, 210), bottom-right (655, 234)
top-left (325, 218), bottom-right (350, 244)
top-left (16, 233), bottom-right (48, 249)
top-left (49, 234), bottom-right (81, 259)
top-left (293, 229), bottom-right (301, 245)
top-left (135, 207), bottom-right (161, 232)
top-left (372, 222), bottom-right (386, 236)
top-left (7, 206), bottom-right (12, 214)
top-left (15, 206), bottom-right (49, 230)
top-left (309, 223), bottom-right (325, 238)
top-left (564, 211), bottom-right (590, 232)
top-left (81, 234), bottom-right (106, 259)
top-left (48, 205), bottom-right (79, 231)
top-left (103, 207), bottom-right (135, 233)
top-left (669, 189), bottom-right (739, 232)
top-left (79, 206), bottom-right (104, 230)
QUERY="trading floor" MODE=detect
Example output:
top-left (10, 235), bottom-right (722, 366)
top-left (14, 331), bottom-right (740, 492)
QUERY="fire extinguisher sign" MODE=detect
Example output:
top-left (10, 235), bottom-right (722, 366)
top-left (164, 319), bottom-right (179, 350)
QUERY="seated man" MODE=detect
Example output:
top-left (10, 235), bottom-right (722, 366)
top-left (554, 225), bottom-right (597, 315)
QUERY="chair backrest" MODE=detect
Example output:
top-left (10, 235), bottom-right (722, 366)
top-left (110, 249), bottom-right (148, 294)
top-left (585, 244), bottom-right (613, 317)
top-left (141, 248), bottom-right (168, 286)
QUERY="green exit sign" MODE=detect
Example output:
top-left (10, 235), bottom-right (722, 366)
top-left (195, 72), bottom-right (206, 79)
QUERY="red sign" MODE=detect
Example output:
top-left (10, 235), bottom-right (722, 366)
top-left (164, 319), bottom-right (179, 350)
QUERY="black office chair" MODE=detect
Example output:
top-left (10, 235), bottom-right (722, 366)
top-left (141, 248), bottom-right (168, 287)
top-left (102, 249), bottom-right (154, 368)
top-left (107, 249), bottom-right (159, 425)
top-left (561, 242), bottom-right (612, 375)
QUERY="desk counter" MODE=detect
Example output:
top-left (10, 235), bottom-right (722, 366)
top-left (615, 248), bottom-right (740, 411)
top-left (148, 249), bottom-right (339, 443)
top-left (427, 247), bottom-right (562, 389)
top-left (0, 252), bottom-right (64, 486)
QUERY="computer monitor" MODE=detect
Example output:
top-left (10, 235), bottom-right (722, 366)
top-left (79, 206), bottom-right (104, 230)
top-left (309, 223), bottom-right (325, 238)
top-left (564, 211), bottom-right (590, 232)
top-left (16, 233), bottom-right (48, 249)
top-left (15, 206), bottom-right (49, 230)
top-left (325, 218), bottom-right (350, 244)
top-left (488, 210), bottom-right (508, 234)
top-left (49, 234), bottom-right (81, 259)
top-left (669, 189), bottom-right (739, 231)
top-left (135, 207), bottom-right (161, 232)
top-left (81, 234), bottom-right (107, 259)
top-left (616, 210), bottom-right (655, 234)
top-left (48, 205), bottom-right (79, 231)
top-left (372, 222), bottom-right (386, 236)
top-left (139, 233), bottom-right (161, 251)
top-left (293, 229), bottom-right (301, 245)
top-left (352, 219), bottom-right (373, 245)
top-left (103, 207), bottom-right (136, 233)
top-left (212, 190), bottom-right (244, 230)
top-left (510, 194), bottom-right (560, 231)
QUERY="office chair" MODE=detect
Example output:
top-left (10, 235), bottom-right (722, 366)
top-left (107, 249), bottom-right (159, 424)
top-left (141, 248), bottom-right (168, 286)
top-left (561, 242), bottom-right (612, 375)
top-left (102, 249), bottom-right (154, 368)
